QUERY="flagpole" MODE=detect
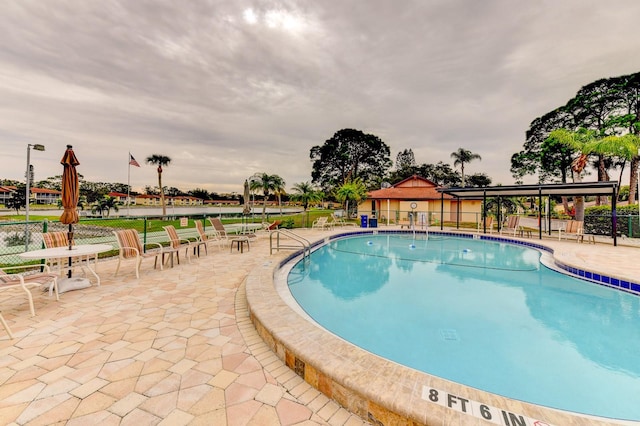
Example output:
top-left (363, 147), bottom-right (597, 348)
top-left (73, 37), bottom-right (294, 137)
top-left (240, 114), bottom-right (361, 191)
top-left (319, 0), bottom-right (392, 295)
top-left (127, 152), bottom-right (131, 217)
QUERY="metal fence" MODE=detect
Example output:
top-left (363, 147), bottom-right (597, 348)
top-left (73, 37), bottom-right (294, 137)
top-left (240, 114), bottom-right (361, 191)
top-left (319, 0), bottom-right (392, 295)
top-left (357, 209), bottom-right (640, 237)
top-left (0, 212), bottom-right (269, 266)
top-left (4, 210), bottom-right (639, 265)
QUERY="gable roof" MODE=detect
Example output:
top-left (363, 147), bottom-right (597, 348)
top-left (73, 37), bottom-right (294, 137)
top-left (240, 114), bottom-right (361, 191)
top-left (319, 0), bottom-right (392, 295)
top-left (367, 175), bottom-right (453, 200)
top-left (31, 188), bottom-right (61, 194)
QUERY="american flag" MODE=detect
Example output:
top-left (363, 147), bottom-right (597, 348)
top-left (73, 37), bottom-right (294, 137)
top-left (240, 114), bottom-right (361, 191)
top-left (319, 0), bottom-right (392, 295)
top-left (129, 153), bottom-right (141, 167)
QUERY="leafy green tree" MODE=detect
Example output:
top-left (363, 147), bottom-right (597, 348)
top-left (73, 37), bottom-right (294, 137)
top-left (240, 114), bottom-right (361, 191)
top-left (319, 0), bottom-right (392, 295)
top-left (396, 149), bottom-right (416, 170)
top-left (512, 71), bottom-right (640, 188)
top-left (289, 182), bottom-right (323, 211)
top-left (450, 148), bottom-right (482, 187)
top-left (310, 129), bottom-right (392, 191)
top-left (465, 173), bottom-right (492, 188)
top-left (5, 184), bottom-right (26, 213)
top-left (190, 188), bottom-right (210, 200)
top-left (35, 175), bottom-right (63, 191)
top-left (387, 149), bottom-right (419, 182)
top-left (146, 154), bottom-right (171, 217)
top-left (334, 179), bottom-right (368, 217)
top-left (165, 187), bottom-right (184, 197)
top-left (511, 107), bottom-right (575, 183)
top-left (144, 185), bottom-right (159, 195)
top-left (415, 162), bottom-right (460, 187)
top-left (249, 173), bottom-right (286, 221)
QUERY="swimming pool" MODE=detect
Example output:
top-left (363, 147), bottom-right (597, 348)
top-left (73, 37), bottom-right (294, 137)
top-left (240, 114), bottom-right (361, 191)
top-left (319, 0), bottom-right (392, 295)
top-left (286, 234), bottom-right (640, 421)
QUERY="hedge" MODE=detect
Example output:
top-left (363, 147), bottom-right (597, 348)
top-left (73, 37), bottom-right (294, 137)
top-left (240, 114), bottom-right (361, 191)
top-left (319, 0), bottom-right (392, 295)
top-left (585, 204), bottom-right (640, 237)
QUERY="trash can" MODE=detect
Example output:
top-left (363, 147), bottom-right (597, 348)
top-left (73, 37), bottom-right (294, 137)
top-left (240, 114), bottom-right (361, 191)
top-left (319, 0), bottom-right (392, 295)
top-left (368, 217), bottom-right (378, 228)
top-left (360, 215), bottom-right (368, 228)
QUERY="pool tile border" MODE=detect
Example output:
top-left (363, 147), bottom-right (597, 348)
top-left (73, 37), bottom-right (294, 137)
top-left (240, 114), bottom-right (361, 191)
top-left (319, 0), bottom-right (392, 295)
top-left (246, 230), bottom-right (632, 426)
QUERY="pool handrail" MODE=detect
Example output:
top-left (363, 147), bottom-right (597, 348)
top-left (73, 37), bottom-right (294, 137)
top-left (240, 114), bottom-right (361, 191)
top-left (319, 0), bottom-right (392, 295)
top-left (269, 229), bottom-right (310, 259)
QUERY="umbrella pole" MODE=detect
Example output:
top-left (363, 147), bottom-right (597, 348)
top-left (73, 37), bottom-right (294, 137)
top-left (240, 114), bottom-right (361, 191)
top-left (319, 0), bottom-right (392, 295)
top-left (67, 223), bottom-right (73, 278)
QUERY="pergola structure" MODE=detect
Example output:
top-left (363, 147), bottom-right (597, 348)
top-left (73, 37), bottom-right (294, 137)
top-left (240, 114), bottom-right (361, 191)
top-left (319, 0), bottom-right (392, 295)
top-left (437, 181), bottom-right (620, 246)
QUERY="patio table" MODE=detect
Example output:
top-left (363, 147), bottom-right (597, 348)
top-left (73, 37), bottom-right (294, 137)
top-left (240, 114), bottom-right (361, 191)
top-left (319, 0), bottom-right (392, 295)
top-left (19, 244), bottom-right (113, 288)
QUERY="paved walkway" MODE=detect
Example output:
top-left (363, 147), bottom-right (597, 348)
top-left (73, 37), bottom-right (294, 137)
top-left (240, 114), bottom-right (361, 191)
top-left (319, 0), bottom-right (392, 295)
top-left (1, 227), bottom-right (638, 425)
top-left (0, 230), bottom-right (369, 425)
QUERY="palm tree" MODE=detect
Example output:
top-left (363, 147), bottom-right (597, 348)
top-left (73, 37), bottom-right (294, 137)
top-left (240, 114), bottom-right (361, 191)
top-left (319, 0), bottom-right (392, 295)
top-left (591, 134), bottom-right (640, 204)
top-left (547, 128), bottom-right (599, 220)
top-left (334, 179), bottom-right (368, 217)
top-left (91, 196), bottom-right (121, 217)
top-left (146, 154), bottom-right (171, 217)
top-left (450, 148), bottom-right (482, 187)
top-left (249, 173), bottom-right (286, 221)
top-left (274, 185), bottom-right (287, 216)
top-left (290, 182), bottom-right (323, 211)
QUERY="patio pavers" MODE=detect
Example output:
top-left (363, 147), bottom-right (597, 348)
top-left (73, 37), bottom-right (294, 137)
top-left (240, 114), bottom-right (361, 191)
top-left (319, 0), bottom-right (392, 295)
top-left (0, 230), bottom-right (368, 425)
top-left (1, 226), bottom-right (638, 425)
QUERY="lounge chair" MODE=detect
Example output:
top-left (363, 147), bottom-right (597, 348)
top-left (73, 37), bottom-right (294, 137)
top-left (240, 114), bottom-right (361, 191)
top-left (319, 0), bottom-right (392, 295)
top-left (477, 216), bottom-right (494, 233)
top-left (311, 216), bottom-right (332, 230)
top-left (163, 225), bottom-right (193, 266)
top-left (330, 213), bottom-right (356, 227)
top-left (112, 229), bottom-right (165, 278)
top-left (558, 220), bottom-right (590, 242)
top-left (0, 264), bottom-right (59, 318)
top-left (499, 215), bottom-right (521, 237)
top-left (195, 220), bottom-right (223, 253)
top-left (207, 217), bottom-right (231, 245)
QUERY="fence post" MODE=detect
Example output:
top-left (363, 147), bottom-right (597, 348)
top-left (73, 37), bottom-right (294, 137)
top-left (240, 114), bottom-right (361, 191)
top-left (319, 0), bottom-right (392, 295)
top-left (629, 215), bottom-right (633, 238)
top-left (40, 220), bottom-right (48, 268)
top-left (143, 217), bottom-right (148, 245)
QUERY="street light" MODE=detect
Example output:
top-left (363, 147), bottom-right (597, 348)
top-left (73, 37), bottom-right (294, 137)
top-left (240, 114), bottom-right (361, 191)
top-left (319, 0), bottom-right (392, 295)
top-left (637, 148), bottom-right (640, 237)
top-left (25, 143), bottom-right (45, 251)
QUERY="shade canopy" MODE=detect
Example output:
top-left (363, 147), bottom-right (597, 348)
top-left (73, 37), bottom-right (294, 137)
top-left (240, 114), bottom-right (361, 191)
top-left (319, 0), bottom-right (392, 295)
top-left (437, 181), bottom-right (620, 246)
top-left (59, 145), bottom-right (80, 225)
top-left (437, 181), bottom-right (618, 199)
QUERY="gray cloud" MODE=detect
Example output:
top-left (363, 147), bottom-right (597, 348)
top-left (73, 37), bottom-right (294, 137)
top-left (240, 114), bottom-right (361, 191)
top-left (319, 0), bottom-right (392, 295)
top-left (2, 0), bottom-right (640, 193)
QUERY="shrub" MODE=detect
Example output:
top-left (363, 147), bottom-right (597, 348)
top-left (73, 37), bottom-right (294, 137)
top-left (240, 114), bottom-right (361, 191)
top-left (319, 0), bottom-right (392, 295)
top-left (585, 204), bottom-right (640, 236)
top-left (3, 232), bottom-right (32, 247)
top-left (280, 218), bottom-right (295, 229)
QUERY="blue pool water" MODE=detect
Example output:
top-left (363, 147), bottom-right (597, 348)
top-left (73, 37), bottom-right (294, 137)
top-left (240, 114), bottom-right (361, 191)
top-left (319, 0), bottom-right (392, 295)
top-left (287, 234), bottom-right (640, 421)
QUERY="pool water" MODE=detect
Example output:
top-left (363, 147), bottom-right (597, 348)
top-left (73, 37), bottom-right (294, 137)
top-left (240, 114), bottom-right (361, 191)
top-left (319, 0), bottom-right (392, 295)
top-left (287, 234), bottom-right (640, 421)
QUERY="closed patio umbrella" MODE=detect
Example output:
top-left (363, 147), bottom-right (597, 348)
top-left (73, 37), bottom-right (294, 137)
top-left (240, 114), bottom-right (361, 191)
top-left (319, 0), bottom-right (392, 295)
top-left (60, 145), bottom-right (80, 276)
top-left (243, 179), bottom-right (251, 216)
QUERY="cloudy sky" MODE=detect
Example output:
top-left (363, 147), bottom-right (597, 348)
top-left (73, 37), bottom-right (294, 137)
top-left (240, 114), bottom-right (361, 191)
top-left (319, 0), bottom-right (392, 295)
top-left (2, 0), bottom-right (640, 194)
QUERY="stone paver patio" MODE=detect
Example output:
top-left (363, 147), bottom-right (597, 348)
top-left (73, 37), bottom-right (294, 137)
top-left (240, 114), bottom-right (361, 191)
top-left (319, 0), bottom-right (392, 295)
top-left (1, 226), bottom-right (638, 425)
top-left (0, 229), bottom-right (369, 425)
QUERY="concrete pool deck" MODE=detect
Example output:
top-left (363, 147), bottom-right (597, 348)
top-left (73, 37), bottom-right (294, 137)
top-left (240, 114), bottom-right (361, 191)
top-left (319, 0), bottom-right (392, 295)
top-left (0, 227), bottom-right (638, 425)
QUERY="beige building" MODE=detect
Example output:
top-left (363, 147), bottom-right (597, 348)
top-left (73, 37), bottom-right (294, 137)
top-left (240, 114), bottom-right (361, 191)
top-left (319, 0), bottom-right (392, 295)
top-left (135, 194), bottom-right (162, 206)
top-left (358, 175), bottom-right (483, 226)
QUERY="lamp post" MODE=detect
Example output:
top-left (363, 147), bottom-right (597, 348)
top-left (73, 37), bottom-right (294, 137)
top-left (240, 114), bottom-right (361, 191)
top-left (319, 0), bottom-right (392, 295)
top-left (25, 143), bottom-right (45, 251)
top-left (637, 148), bottom-right (640, 237)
